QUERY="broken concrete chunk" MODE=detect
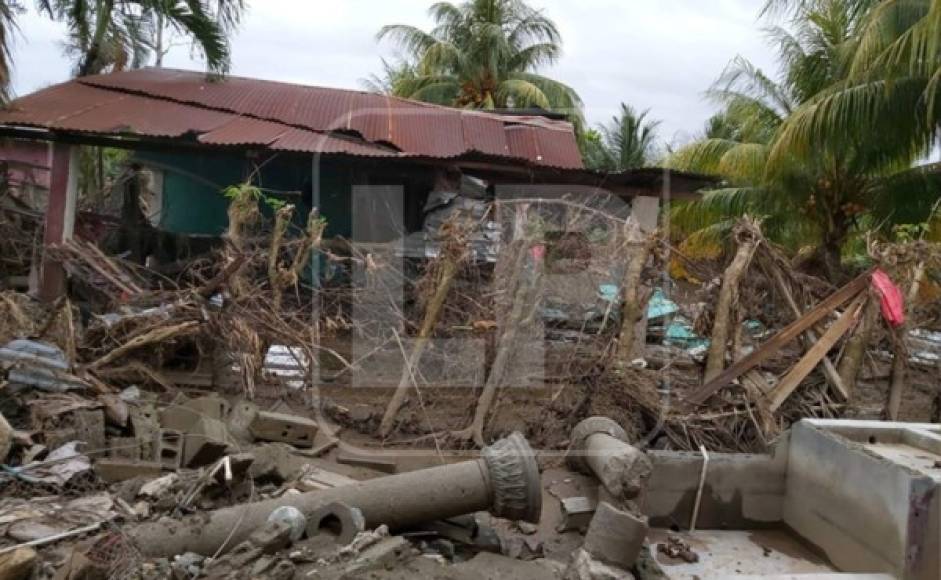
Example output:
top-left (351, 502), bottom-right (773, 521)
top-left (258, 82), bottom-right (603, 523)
top-left (182, 417), bottom-right (232, 468)
top-left (248, 411), bottom-right (318, 448)
top-left (559, 496), bottom-right (596, 532)
top-left (248, 520), bottom-right (295, 554)
top-left (582, 502), bottom-right (648, 570)
top-left (565, 549), bottom-right (635, 580)
top-left (187, 395), bottom-right (229, 420)
top-left (343, 536), bottom-right (412, 575)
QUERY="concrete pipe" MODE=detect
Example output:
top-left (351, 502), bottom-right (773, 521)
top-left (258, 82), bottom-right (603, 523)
top-left (128, 432), bottom-right (542, 557)
top-left (566, 417), bottom-right (651, 503)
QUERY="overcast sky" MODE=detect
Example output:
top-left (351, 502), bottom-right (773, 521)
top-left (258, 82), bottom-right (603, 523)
top-left (11, 0), bottom-right (777, 147)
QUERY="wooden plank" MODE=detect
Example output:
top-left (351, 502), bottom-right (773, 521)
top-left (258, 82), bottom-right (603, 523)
top-left (768, 295), bottom-right (866, 411)
top-left (686, 271), bottom-right (871, 405)
top-left (767, 264), bottom-right (849, 399)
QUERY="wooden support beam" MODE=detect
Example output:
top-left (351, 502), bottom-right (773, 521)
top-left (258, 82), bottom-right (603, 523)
top-left (767, 294), bottom-right (866, 411)
top-left (686, 270), bottom-right (871, 406)
top-left (767, 264), bottom-right (849, 399)
top-left (38, 143), bottom-right (78, 302)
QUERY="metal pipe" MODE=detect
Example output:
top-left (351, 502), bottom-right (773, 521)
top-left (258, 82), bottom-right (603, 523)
top-left (127, 432), bottom-right (542, 557)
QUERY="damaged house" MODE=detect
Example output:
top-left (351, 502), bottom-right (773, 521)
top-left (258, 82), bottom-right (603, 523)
top-left (0, 67), bottom-right (708, 300)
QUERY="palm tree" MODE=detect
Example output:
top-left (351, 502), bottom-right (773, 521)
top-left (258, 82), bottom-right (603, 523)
top-left (669, 0), bottom-right (941, 279)
top-left (0, 1), bottom-right (24, 102)
top-left (588, 103), bottom-right (661, 170)
top-left (768, 0), bottom-right (941, 167)
top-left (361, 57), bottom-right (421, 95)
top-left (376, 0), bottom-right (581, 115)
top-left (39, 0), bottom-right (239, 77)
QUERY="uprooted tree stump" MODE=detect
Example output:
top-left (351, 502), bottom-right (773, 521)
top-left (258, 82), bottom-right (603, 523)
top-left (704, 218), bottom-right (762, 383)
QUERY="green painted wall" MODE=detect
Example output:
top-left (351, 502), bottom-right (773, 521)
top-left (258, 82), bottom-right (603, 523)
top-left (136, 151), bottom-right (358, 239)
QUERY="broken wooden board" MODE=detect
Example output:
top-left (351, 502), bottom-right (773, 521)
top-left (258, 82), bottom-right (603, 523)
top-left (686, 270), bottom-right (871, 405)
top-left (767, 263), bottom-right (849, 400)
top-left (767, 294), bottom-right (867, 412)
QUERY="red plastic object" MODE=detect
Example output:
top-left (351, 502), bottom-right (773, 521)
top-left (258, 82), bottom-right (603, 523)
top-left (871, 269), bottom-right (905, 328)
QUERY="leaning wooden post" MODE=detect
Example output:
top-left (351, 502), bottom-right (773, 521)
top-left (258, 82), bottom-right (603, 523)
top-left (704, 219), bottom-right (761, 383)
top-left (887, 261), bottom-right (926, 421)
top-left (616, 221), bottom-right (652, 362)
top-left (379, 223), bottom-right (467, 438)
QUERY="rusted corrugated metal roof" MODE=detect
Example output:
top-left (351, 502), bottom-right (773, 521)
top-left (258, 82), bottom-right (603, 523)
top-left (0, 68), bottom-right (583, 169)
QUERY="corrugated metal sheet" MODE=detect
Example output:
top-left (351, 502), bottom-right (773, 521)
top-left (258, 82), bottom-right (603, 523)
top-left (0, 68), bottom-right (584, 169)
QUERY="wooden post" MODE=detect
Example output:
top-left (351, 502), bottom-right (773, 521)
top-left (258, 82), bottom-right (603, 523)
top-left (616, 221), bottom-right (651, 361)
top-left (38, 143), bottom-right (79, 303)
top-left (887, 261), bottom-right (926, 421)
top-left (704, 220), bottom-right (760, 382)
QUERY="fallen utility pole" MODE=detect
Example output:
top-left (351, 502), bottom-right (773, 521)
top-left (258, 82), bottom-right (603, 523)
top-left (127, 432), bottom-right (542, 557)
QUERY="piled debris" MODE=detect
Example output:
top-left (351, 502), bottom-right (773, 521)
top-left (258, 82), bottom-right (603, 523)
top-left (0, 172), bottom-right (939, 578)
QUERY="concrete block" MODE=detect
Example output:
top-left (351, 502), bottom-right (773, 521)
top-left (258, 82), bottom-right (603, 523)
top-left (559, 496), bottom-right (596, 532)
top-left (182, 417), bottom-right (231, 468)
top-left (95, 460), bottom-right (162, 483)
top-left (154, 429), bottom-right (183, 470)
top-left (582, 502), bottom-right (648, 570)
top-left (248, 411), bottom-right (318, 448)
top-left (159, 403), bottom-right (201, 433)
top-left (187, 396), bottom-right (229, 420)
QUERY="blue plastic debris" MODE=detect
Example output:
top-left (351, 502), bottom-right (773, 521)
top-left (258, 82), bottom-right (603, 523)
top-left (647, 288), bottom-right (680, 320)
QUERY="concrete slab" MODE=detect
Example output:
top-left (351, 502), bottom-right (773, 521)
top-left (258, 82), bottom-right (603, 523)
top-left (649, 529), bottom-right (836, 579)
